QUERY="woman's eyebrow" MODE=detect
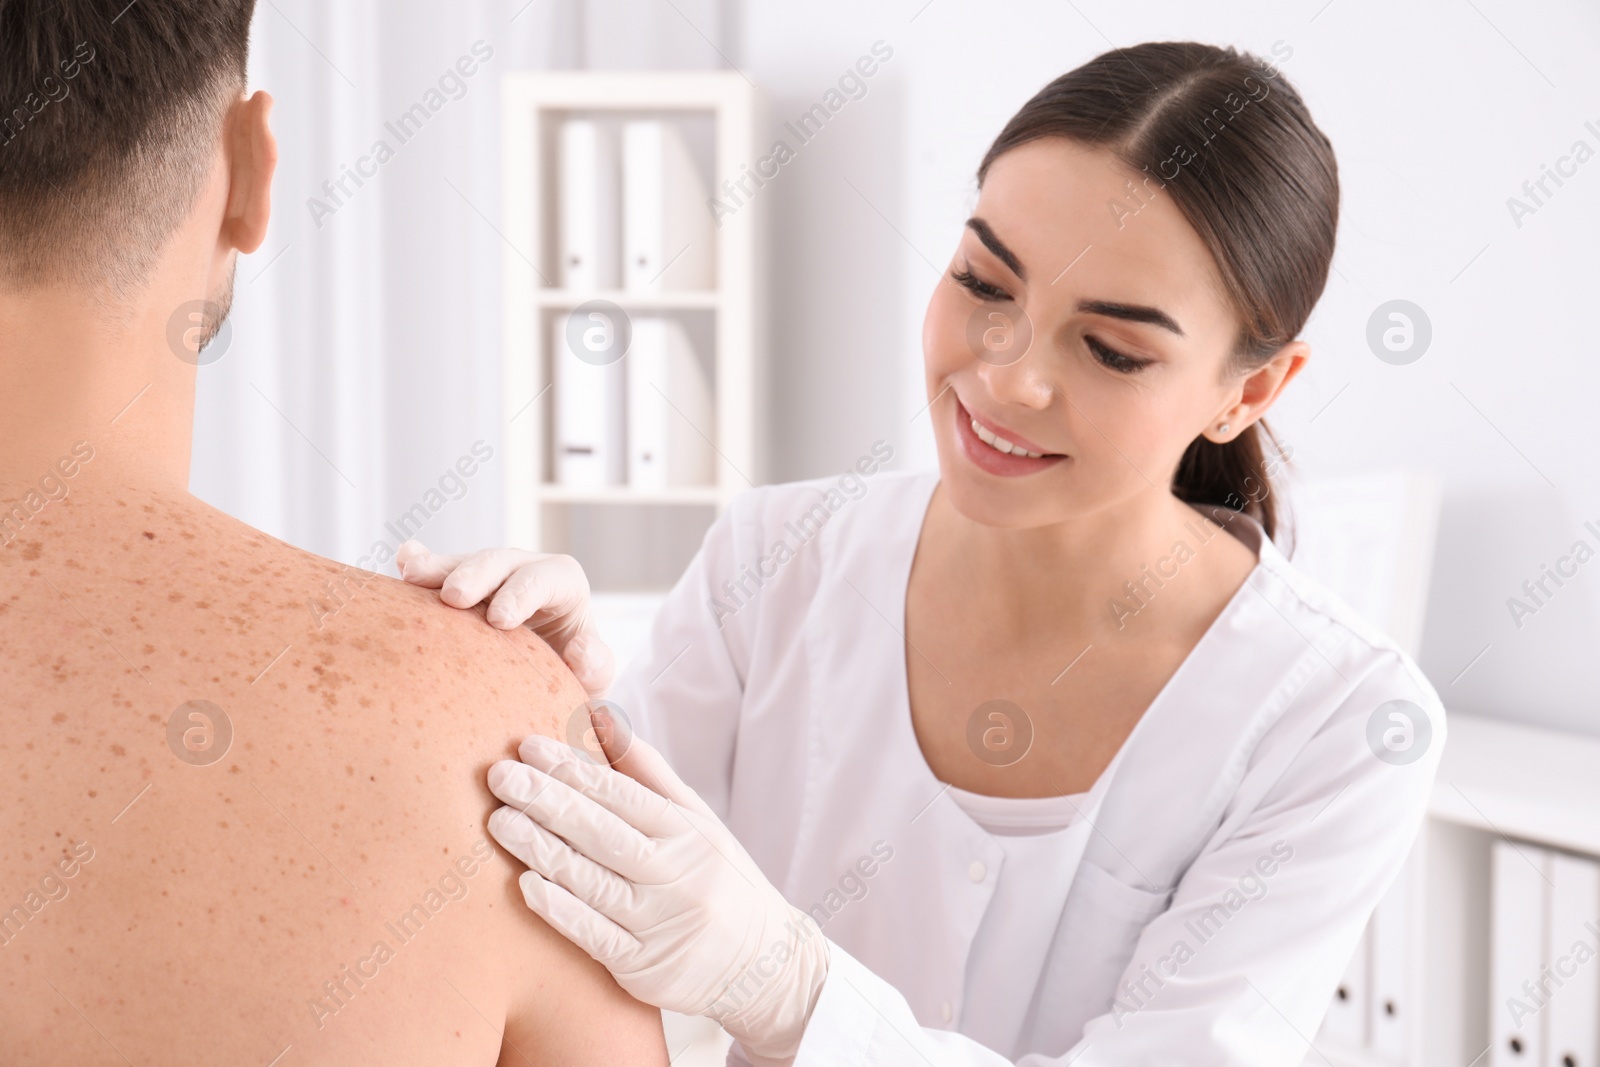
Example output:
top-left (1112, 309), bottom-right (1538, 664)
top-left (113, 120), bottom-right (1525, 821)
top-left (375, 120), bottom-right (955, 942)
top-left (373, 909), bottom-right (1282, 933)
top-left (964, 217), bottom-right (1025, 280)
top-left (1076, 300), bottom-right (1186, 337)
top-left (964, 218), bottom-right (1185, 336)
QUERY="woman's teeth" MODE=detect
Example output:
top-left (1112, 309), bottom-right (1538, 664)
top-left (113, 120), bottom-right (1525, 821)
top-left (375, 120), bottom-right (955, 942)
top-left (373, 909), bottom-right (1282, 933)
top-left (970, 417), bottom-right (1045, 458)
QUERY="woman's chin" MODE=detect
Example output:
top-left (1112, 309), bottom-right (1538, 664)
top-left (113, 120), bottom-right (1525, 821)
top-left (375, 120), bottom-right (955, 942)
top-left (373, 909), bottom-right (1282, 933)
top-left (934, 446), bottom-right (1074, 530)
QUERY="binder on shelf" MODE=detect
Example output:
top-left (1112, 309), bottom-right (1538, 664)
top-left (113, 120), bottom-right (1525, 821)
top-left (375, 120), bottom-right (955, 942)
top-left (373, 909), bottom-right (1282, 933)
top-left (1321, 929), bottom-right (1370, 1049)
top-left (1492, 840), bottom-right (1549, 1067)
top-left (1371, 853), bottom-right (1415, 1059)
top-left (622, 119), bottom-right (714, 292)
top-left (626, 317), bottom-right (714, 489)
top-left (558, 117), bottom-right (620, 290)
top-left (1548, 852), bottom-right (1600, 1067)
top-left (553, 316), bottom-right (625, 488)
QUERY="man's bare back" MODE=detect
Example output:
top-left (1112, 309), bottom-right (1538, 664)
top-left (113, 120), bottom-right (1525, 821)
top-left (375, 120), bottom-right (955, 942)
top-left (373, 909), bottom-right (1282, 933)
top-left (0, 479), bottom-right (667, 1065)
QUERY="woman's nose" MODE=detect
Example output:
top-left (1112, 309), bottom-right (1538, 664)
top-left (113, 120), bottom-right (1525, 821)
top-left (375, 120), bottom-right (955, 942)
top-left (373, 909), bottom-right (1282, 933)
top-left (971, 306), bottom-right (1054, 409)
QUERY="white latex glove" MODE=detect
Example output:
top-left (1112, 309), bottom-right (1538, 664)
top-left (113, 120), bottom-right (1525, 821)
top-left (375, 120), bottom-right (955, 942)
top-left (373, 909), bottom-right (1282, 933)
top-left (485, 709), bottom-right (829, 1066)
top-left (395, 540), bottom-right (615, 699)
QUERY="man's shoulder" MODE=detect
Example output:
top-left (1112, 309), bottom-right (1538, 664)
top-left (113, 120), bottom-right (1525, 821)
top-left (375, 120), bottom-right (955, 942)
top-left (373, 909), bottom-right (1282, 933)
top-left (187, 506), bottom-right (584, 737)
top-left (293, 561), bottom-right (581, 733)
top-left (1, 494), bottom-right (667, 1065)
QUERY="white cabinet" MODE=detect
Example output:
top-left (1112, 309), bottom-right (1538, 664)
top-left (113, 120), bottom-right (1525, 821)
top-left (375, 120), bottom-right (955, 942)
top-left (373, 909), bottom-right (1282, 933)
top-left (1311, 714), bottom-right (1600, 1067)
top-left (501, 71), bottom-right (766, 592)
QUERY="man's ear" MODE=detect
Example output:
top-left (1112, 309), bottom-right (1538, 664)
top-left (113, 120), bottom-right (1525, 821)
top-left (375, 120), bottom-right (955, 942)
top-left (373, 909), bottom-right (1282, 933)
top-left (222, 91), bottom-right (277, 255)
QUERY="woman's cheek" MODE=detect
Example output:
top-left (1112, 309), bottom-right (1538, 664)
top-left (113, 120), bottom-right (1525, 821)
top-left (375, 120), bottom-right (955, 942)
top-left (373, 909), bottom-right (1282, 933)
top-left (1066, 376), bottom-right (1154, 471)
top-left (1116, 393), bottom-right (1188, 478)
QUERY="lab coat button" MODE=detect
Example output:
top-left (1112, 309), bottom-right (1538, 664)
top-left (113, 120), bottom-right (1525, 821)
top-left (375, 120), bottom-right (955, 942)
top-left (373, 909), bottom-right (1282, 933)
top-left (940, 1000), bottom-right (953, 1023)
top-left (968, 860), bottom-right (987, 882)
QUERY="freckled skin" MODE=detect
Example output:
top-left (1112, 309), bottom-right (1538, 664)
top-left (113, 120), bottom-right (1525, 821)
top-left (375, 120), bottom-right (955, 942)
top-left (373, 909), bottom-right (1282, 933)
top-left (0, 486), bottom-right (667, 1066)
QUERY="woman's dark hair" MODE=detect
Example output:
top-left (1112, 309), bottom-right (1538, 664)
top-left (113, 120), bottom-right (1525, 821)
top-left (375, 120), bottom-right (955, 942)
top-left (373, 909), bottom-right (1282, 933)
top-left (976, 41), bottom-right (1338, 541)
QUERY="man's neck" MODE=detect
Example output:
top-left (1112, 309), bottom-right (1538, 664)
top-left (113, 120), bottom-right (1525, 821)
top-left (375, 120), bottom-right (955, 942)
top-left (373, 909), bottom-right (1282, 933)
top-left (0, 283), bottom-right (196, 494)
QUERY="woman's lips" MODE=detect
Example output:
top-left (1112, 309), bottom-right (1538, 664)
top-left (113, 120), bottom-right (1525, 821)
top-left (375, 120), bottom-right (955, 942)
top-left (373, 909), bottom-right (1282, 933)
top-left (952, 397), bottom-right (1067, 477)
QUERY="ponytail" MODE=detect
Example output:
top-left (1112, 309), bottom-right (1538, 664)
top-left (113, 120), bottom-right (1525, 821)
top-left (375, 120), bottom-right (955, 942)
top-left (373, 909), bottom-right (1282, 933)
top-left (1173, 421), bottom-right (1290, 544)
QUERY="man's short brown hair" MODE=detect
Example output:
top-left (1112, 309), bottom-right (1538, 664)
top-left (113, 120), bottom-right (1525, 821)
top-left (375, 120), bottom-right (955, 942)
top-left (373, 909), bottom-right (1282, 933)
top-left (0, 0), bottom-right (257, 295)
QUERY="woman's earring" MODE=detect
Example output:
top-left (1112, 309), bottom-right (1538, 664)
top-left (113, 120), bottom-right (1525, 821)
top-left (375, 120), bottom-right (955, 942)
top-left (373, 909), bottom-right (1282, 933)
top-left (1217, 422), bottom-right (1231, 437)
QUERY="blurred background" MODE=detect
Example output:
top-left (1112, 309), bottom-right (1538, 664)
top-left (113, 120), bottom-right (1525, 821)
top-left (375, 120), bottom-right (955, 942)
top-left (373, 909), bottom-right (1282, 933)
top-left (188, 2), bottom-right (1600, 1062)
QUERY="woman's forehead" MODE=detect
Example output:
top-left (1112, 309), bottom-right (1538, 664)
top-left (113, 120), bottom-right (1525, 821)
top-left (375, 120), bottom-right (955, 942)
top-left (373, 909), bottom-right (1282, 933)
top-left (974, 139), bottom-right (1236, 330)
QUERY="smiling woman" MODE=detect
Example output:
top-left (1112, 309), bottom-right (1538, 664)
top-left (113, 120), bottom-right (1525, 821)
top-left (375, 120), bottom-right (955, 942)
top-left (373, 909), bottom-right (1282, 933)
top-left (926, 40), bottom-right (1338, 541)
top-left (402, 39), bottom-right (1443, 1067)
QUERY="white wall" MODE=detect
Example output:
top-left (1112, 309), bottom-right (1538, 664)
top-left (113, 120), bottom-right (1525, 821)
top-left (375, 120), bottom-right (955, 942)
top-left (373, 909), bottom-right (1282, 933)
top-left (196, 0), bottom-right (1600, 735)
top-left (735, 0), bottom-right (1600, 734)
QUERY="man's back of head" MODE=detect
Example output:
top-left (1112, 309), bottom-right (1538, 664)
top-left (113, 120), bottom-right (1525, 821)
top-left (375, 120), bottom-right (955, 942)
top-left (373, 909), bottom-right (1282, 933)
top-left (0, 0), bottom-right (252, 299)
top-left (0, 3), bottom-right (668, 1063)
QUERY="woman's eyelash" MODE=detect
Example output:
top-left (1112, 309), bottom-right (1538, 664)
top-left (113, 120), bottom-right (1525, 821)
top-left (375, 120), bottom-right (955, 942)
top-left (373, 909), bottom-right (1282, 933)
top-left (951, 268), bottom-right (1010, 301)
top-left (1085, 334), bottom-right (1152, 374)
top-left (952, 268), bottom-right (1152, 374)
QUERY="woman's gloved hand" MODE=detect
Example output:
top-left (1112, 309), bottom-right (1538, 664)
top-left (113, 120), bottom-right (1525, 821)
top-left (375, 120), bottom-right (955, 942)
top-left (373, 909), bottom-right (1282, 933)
top-left (486, 707), bottom-right (829, 1066)
top-left (395, 540), bottom-right (615, 699)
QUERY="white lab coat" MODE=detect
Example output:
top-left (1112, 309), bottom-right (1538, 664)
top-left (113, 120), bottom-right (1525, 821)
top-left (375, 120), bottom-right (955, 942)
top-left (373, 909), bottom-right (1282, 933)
top-left (608, 469), bottom-right (1445, 1066)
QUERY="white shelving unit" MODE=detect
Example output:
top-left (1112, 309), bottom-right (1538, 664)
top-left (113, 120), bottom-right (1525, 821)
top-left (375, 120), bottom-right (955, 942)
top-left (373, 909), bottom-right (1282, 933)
top-left (500, 71), bottom-right (766, 592)
top-left (1311, 712), bottom-right (1600, 1067)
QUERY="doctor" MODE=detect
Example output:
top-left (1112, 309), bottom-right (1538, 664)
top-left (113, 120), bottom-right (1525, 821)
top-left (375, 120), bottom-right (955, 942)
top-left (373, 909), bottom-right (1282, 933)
top-left (401, 41), bottom-right (1444, 1065)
